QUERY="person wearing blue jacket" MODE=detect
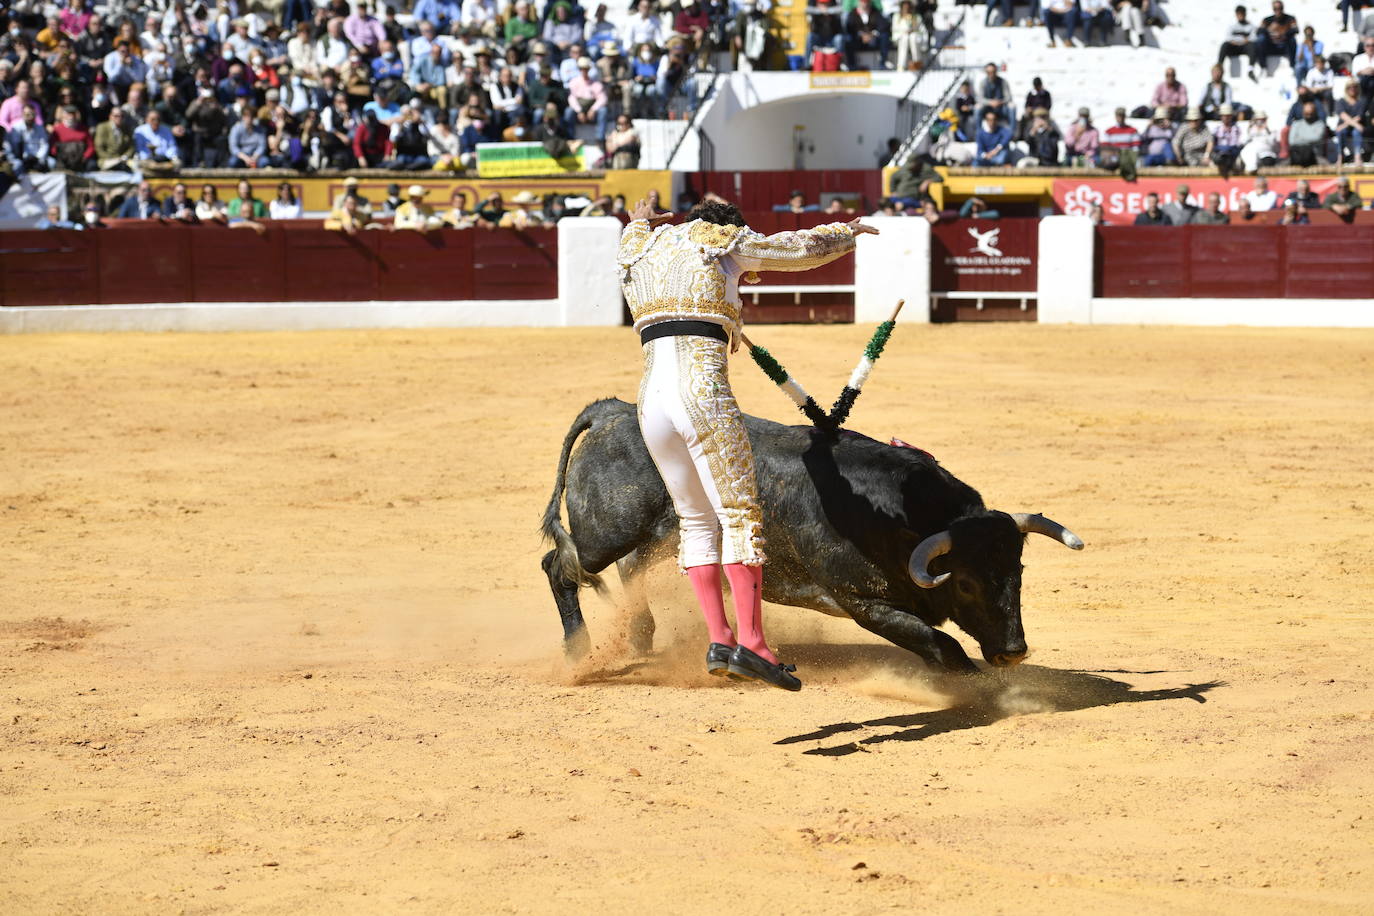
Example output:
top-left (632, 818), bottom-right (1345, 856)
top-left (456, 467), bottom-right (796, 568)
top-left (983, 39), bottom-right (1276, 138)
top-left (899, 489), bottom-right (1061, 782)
top-left (974, 109), bottom-right (1012, 166)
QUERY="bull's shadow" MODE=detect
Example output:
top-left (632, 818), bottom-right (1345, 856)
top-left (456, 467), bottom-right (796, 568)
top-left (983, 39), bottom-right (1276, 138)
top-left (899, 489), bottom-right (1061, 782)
top-left (774, 643), bottom-right (1224, 757)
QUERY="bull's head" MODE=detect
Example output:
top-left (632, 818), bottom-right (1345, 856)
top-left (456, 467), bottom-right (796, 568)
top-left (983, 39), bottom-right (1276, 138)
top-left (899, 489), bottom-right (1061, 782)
top-left (907, 512), bottom-right (1084, 668)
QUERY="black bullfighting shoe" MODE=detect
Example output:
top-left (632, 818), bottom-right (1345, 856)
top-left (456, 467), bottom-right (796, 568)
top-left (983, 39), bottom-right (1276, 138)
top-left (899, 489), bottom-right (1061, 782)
top-left (706, 642), bottom-right (735, 677)
top-left (727, 645), bottom-right (802, 692)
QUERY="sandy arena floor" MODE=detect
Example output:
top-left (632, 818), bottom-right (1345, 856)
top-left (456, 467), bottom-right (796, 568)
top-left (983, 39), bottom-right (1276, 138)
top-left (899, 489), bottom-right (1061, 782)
top-left (2, 323), bottom-right (1372, 915)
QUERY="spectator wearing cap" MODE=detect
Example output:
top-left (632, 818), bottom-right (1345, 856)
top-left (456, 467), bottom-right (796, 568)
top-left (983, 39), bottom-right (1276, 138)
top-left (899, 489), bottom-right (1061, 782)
top-left (674, 0), bottom-right (713, 63)
top-left (1134, 192), bottom-right (1172, 226)
top-left (1192, 192), bottom-right (1230, 225)
top-left (973, 108), bottom-right (1012, 167)
top-left (1163, 185), bottom-right (1199, 225)
top-left (566, 56), bottom-right (609, 137)
top-left (1023, 108), bottom-right (1062, 166)
top-left (134, 109), bottom-right (181, 166)
top-left (1287, 99), bottom-right (1329, 166)
top-left (1140, 107), bottom-right (1176, 166)
top-left (1211, 104), bottom-right (1242, 175)
top-left (545, 2), bottom-right (583, 55)
top-left (393, 185), bottom-right (438, 230)
top-left (345, 3), bottom-right (387, 56)
top-left (1150, 67), bottom-right (1188, 123)
top-left (381, 183), bottom-right (406, 215)
top-left (389, 105), bottom-right (432, 169)
top-left (335, 175), bottom-right (374, 216)
top-left (559, 42), bottom-right (598, 84)
top-left (94, 106), bottom-right (136, 170)
top-left (1064, 107), bottom-right (1100, 167)
top-left (353, 109), bottom-right (393, 166)
top-left (1323, 176), bottom-right (1361, 221)
top-left (1240, 109), bottom-right (1277, 171)
top-left (1172, 108), bottom-right (1212, 166)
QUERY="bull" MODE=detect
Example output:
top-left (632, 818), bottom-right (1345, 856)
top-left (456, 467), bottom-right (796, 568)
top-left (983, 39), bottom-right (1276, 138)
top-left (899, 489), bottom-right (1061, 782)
top-left (541, 398), bottom-right (1083, 674)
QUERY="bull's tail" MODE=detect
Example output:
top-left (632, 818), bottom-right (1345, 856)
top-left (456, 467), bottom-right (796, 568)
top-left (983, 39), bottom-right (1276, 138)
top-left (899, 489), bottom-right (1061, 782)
top-left (541, 402), bottom-right (608, 594)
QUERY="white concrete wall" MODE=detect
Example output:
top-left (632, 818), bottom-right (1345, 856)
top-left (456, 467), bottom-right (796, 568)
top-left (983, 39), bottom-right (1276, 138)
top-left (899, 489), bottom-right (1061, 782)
top-left (854, 216), bottom-right (930, 324)
top-left (1037, 216), bottom-right (1095, 325)
top-left (0, 300), bottom-right (561, 334)
top-left (1088, 299), bottom-right (1374, 328)
top-left (557, 216), bottom-right (623, 326)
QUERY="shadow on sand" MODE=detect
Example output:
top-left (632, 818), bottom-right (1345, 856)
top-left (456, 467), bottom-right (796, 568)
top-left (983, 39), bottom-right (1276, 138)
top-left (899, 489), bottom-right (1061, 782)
top-left (774, 643), bottom-right (1224, 756)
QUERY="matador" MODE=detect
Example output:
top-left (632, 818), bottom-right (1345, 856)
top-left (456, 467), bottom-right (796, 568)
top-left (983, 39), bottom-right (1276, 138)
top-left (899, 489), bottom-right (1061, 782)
top-left (617, 197), bottom-right (877, 691)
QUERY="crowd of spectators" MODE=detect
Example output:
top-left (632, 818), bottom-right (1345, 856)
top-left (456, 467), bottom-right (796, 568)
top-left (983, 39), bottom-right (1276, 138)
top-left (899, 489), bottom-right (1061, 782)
top-left (1107, 175), bottom-right (1363, 225)
top-left (983, 0), bottom-right (1162, 49)
top-left (931, 2), bottom-right (1374, 175)
top-left (52, 172), bottom-right (674, 226)
top-left (0, 0), bottom-right (748, 176)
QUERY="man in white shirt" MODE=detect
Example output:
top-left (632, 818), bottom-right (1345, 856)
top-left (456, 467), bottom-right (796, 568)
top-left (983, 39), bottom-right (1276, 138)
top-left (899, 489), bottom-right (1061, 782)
top-left (622, 0), bottom-right (664, 50)
top-left (1245, 175), bottom-right (1278, 212)
top-left (314, 18), bottom-right (351, 73)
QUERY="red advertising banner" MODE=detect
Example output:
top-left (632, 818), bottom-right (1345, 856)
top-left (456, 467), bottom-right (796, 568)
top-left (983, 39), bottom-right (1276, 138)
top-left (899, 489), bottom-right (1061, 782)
top-left (930, 218), bottom-right (1038, 292)
top-left (1052, 176), bottom-right (1369, 225)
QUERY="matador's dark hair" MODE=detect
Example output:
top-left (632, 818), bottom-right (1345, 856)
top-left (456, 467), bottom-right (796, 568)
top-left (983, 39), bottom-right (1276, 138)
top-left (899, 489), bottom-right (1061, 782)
top-left (688, 199), bottom-right (747, 228)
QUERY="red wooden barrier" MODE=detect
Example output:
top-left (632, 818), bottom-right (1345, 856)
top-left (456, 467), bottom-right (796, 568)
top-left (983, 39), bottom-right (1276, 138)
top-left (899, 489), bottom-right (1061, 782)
top-left (930, 219), bottom-right (1038, 293)
top-left (0, 223), bottom-right (558, 306)
top-left (1096, 225), bottom-right (1374, 298)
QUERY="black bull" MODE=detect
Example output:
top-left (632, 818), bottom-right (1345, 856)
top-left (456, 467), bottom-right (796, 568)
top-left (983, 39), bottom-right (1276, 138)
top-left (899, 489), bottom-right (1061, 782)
top-left (541, 398), bottom-right (1083, 674)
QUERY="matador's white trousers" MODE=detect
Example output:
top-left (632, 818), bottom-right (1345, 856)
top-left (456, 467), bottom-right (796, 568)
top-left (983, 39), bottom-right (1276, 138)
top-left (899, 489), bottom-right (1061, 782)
top-left (636, 334), bottom-right (766, 569)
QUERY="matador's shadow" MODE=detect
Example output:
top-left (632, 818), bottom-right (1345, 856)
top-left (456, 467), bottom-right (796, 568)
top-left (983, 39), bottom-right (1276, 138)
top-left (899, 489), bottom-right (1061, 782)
top-left (774, 644), bottom-right (1224, 757)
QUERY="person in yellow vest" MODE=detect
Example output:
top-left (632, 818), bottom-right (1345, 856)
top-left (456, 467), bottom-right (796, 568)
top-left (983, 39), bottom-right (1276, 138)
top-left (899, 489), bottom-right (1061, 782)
top-left (392, 184), bottom-right (439, 231)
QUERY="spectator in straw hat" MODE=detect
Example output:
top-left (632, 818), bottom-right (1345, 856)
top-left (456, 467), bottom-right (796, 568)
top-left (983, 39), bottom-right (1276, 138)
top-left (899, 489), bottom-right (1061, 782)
top-left (1211, 103), bottom-right (1242, 175)
top-left (1140, 106), bottom-right (1177, 166)
top-left (585, 5), bottom-right (621, 58)
top-left (566, 56), bottom-right (609, 138)
top-left (393, 184), bottom-right (438, 230)
top-left (1172, 107), bottom-right (1212, 166)
top-left (1240, 109), bottom-right (1278, 171)
top-left (334, 175), bottom-right (373, 216)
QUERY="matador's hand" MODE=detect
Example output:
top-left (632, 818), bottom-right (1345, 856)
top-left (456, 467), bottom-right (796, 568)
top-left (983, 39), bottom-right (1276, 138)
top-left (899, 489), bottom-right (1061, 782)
top-left (848, 218), bottom-right (881, 237)
top-left (630, 198), bottom-right (674, 224)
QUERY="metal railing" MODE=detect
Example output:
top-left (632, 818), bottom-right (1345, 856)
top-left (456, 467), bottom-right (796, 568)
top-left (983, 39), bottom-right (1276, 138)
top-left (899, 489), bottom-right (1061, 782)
top-left (890, 9), bottom-right (968, 169)
top-left (663, 72), bottom-right (724, 170)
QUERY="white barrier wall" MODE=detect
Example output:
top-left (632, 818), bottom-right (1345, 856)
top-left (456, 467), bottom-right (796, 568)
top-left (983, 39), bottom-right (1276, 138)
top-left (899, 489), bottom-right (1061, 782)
top-left (1037, 215), bottom-right (1094, 324)
top-left (558, 216), bottom-right (623, 326)
top-left (854, 216), bottom-right (931, 323)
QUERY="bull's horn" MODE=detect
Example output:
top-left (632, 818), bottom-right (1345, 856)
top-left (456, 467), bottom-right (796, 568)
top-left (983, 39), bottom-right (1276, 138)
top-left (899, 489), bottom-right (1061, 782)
top-left (908, 530), bottom-right (953, 588)
top-left (1011, 513), bottom-right (1085, 550)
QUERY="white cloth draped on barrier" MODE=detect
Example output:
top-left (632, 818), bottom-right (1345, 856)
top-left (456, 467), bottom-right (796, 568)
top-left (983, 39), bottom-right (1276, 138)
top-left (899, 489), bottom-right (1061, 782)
top-left (0, 172), bottom-right (69, 227)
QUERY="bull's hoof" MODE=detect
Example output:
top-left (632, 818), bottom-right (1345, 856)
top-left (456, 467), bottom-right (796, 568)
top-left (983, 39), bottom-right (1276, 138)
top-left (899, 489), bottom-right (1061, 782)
top-left (563, 627), bottom-right (592, 660)
top-left (627, 610), bottom-right (655, 656)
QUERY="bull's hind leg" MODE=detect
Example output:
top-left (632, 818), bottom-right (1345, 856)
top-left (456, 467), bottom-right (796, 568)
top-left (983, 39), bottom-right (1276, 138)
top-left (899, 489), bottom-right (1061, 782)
top-left (542, 549), bottom-right (592, 658)
top-left (617, 548), bottom-right (656, 656)
top-left (847, 603), bottom-right (979, 674)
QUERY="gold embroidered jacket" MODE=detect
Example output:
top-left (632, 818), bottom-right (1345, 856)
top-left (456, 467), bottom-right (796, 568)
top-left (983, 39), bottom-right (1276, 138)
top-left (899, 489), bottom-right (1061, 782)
top-left (618, 219), bottom-right (856, 345)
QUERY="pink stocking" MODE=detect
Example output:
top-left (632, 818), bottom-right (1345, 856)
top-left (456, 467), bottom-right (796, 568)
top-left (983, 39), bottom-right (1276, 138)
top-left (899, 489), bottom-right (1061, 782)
top-left (686, 565), bottom-right (735, 646)
top-left (724, 564), bottom-right (776, 664)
